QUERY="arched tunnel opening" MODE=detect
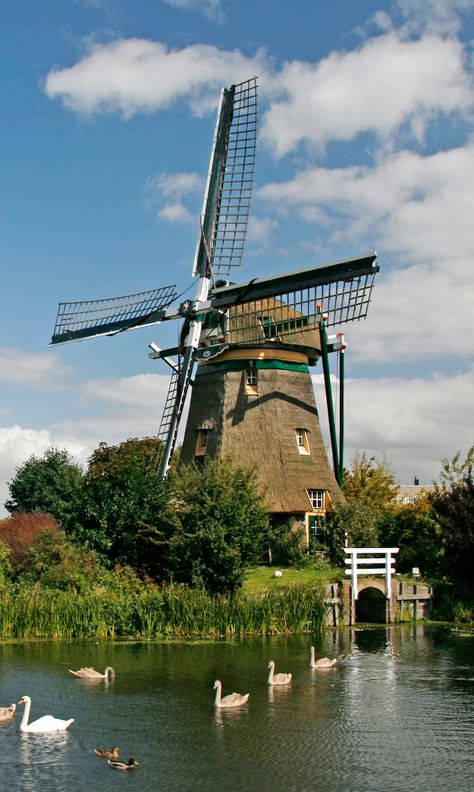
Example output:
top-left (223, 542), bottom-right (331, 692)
top-left (355, 586), bottom-right (387, 623)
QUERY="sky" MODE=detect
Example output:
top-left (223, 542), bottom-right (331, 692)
top-left (1, 0), bottom-right (473, 514)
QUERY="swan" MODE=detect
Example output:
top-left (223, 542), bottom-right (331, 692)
top-left (0, 703), bottom-right (16, 720)
top-left (213, 680), bottom-right (250, 708)
top-left (267, 660), bottom-right (292, 686)
top-left (94, 746), bottom-right (120, 760)
top-left (108, 759), bottom-right (139, 771)
top-left (310, 646), bottom-right (337, 669)
top-left (18, 696), bottom-right (74, 733)
top-left (69, 666), bottom-right (115, 680)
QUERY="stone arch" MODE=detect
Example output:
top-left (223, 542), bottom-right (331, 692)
top-left (355, 586), bottom-right (387, 623)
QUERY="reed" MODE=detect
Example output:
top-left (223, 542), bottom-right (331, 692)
top-left (0, 583), bottom-right (327, 639)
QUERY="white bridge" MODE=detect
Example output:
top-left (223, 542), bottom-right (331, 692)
top-left (345, 547), bottom-right (399, 601)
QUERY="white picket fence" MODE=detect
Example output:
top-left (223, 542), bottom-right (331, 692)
top-left (344, 547), bottom-right (399, 600)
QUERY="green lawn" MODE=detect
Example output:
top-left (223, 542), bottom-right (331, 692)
top-left (242, 565), bottom-right (344, 594)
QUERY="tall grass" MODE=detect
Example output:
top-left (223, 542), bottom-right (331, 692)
top-left (0, 584), bottom-right (327, 639)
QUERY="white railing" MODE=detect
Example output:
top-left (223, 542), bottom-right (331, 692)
top-left (344, 547), bottom-right (399, 600)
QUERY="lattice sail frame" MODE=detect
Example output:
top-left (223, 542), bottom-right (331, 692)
top-left (51, 285), bottom-right (177, 345)
top-left (194, 77), bottom-right (257, 280)
top-left (201, 253), bottom-right (378, 349)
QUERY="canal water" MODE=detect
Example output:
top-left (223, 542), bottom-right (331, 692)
top-left (0, 625), bottom-right (473, 791)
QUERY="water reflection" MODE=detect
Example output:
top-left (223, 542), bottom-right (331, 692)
top-left (0, 626), bottom-right (472, 792)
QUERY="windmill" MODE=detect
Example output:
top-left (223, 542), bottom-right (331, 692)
top-left (50, 77), bottom-right (379, 538)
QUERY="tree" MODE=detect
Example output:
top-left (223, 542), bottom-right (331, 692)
top-left (430, 474), bottom-right (474, 584)
top-left (326, 503), bottom-right (381, 566)
top-left (0, 512), bottom-right (59, 567)
top-left (378, 498), bottom-right (443, 578)
top-left (343, 452), bottom-right (398, 510)
top-left (71, 438), bottom-right (168, 570)
top-left (435, 444), bottom-right (474, 491)
top-left (165, 457), bottom-right (268, 593)
top-left (5, 447), bottom-right (84, 527)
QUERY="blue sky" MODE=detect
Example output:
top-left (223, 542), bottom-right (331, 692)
top-left (1, 0), bottom-right (473, 512)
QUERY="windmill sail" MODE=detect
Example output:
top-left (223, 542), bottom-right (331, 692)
top-left (157, 77), bottom-right (258, 477)
top-left (193, 78), bottom-right (258, 279)
top-left (50, 285), bottom-right (177, 345)
top-left (194, 253), bottom-right (379, 352)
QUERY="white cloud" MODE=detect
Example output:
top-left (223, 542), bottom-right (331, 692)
top-left (259, 144), bottom-right (474, 262)
top-left (247, 215), bottom-right (279, 246)
top-left (158, 202), bottom-right (193, 223)
top-left (0, 348), bottom-right (72, 388)
top-left (261, 33), bottom-right (471, 155)
top-left (312, 365), bottom-right (474, 484)
top-left (44, 40), bottom-right (266, 117)
top-left (163, 0), bottom-right (222, 20)
top-left (258, 143), bottom-right (474, 362)
top-left (396, 0), bottom-right (474, 36)
top-left (79, 373), bottom-right (168, 409)
top-left (147, 172), bottom-right (202, 199)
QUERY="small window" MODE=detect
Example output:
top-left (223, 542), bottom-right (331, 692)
top-left (246, 369), bottom-right (257, 386)
top-left (245, 368), bottom-right (258, 396)
top-left (307, 489), bottom-right (324, 510)
top-left (309, 514), bottom-right (325, 540)
top-left (195, 429), bottom-right (209, 456)
top-left (296, 429), bottom-right (310, 454)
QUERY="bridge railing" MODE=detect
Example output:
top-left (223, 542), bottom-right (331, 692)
top-left (344, 547), bottom-right (399, 601)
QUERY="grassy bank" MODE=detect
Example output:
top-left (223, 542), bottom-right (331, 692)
top-left (0, 583), bottom-right (328, 639)
top-left (243, 565), bottom-right (343, 594)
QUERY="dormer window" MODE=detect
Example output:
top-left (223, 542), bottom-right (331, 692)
top-left (306, 489), bottom-right (324, 510)
top-left (295, 428), bottom-right (310, 454)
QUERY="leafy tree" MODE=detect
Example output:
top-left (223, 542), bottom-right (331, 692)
top-left (18, 524), bottom-right (142, 594)
top-left (5, 447), bottom-right (84, 527)
top-left (0, 512), bottom-right (59, 566)
top-left (71, 438), bottom-right (168, 570)
top-left (436, 444), bottom-right (474, 491)
top-left (326, 503), bottom-right (381, 566)
top-left (378, 498), bottom-right (443, 578)
top-left (165, 457), bottom-right (268, 593)
top-left (265, 517), bottom-right (308, 567)
top-left (0, 540), bottom-right (12, 587)
top-left (343, 452), bottom-right (398, 510)
top-left (430, 473), bottom-right (474, 584)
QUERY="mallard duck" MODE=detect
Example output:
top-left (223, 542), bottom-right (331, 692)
top-left (267, 660), bottom-right (292, 685)
top-left (0, 703), bottom-right (16, 721)
top-left (108, 758), bottom-right (139, 770)
top-left (310, 646), bottom-right (337, 669)
top-left (213, 680), bottom-right (250, 708)
top-left (18, 695), bottom-right (74, 733)
top-left (93, 746), bottom-right (120, 760)
top-left (69, 666), bottom-right (115, 680)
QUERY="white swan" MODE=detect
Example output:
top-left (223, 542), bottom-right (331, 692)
top-left (69, 666), bottom-right (115, 680)
top-left (18, 696), bottom-right (74, 733)
top-left (213, 680), bottom-right (250, 708)
top-left (267, 660), bottom-right (292, 686)
top-left (310, 646), bottom-right (337, 669)
top-left (0, 703), bottom-right (16, 721)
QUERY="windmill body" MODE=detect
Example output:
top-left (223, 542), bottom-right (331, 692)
top-left (50, 77), bottom-right (379, 540)
top-left (180, 341), bottom-right (343, 530)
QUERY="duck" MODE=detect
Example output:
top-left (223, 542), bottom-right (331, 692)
top-left (18, 695), bottom-right (74, 733)
top-left (108, 759), bottom-right (139, 771)
top-left (0, 703), bottom-right (16, 721)
top-left (68, 666), bottom-right (115, 680)
top-left (93, 746), bottom-right (120, 760)
top-left (310, 646), bottom-right (337, 669)
top-left (213, 680), bottom-right (250, 708)
top-left (267, 660), bottom-right (292, 686)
